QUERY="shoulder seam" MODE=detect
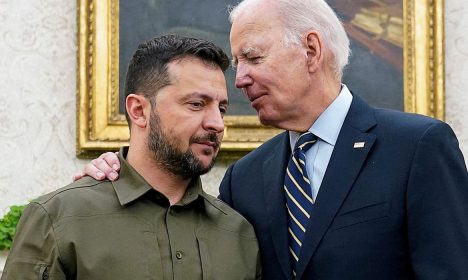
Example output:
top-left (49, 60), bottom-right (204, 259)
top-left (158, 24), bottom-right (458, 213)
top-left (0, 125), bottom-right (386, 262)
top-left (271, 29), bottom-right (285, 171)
top-left (36, 180), bottom-right (107, 204)
top-left (203, 194), bottom-right (228, 215)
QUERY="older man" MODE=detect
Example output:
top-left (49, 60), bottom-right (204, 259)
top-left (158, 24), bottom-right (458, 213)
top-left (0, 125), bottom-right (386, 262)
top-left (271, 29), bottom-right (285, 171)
top-left (2, 35), bottom-right (261, 280)
top-left (76, 0), bottom-right (468, 279)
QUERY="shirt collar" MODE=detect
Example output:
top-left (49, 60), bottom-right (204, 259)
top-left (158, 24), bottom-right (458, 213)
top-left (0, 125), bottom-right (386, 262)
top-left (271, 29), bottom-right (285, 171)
top-left (289, 84), bottom-right (353, 149)
top-left (112, 147), bottom-right (205, 206)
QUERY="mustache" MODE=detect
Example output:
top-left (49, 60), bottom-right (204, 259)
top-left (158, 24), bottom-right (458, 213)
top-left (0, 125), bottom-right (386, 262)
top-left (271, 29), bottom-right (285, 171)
top-left (190, 133), bottom-right (221, 149)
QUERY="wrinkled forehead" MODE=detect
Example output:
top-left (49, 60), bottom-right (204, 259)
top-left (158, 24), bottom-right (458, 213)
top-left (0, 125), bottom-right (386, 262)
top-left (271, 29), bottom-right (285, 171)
top-left (230, 14), bottom-right (284, 57)
top-left (230, 4), bottom-right (283, 40)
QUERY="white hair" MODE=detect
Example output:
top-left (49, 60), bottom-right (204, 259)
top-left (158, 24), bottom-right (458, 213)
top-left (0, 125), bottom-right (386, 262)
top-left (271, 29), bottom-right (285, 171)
top-left (229, 0), bottom-right (350, 80)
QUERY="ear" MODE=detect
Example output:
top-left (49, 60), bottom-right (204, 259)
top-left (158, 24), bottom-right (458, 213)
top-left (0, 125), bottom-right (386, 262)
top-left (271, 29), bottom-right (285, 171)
top-left (304, 31), bottom-right (322, 73)
top-left (126, 94), bottom-right (150, 129)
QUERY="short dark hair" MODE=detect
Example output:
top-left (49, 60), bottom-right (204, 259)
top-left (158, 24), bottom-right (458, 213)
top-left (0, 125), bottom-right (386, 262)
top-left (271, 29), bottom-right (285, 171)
top-left (123, 34), bottom-right (230, 125)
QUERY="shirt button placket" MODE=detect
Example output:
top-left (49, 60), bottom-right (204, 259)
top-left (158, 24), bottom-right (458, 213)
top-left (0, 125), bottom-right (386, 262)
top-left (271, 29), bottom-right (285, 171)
top-left (167, 206), bottom-right (185, 278)
top-left (171, 209), bottom-right (184, 261)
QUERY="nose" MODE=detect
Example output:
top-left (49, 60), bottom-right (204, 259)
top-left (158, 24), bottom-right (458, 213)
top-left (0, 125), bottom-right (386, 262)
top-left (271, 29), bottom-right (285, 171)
top-left (234, 62), bottom-right (254, 89)
top-left (203, 106), bottom-right (225, 134)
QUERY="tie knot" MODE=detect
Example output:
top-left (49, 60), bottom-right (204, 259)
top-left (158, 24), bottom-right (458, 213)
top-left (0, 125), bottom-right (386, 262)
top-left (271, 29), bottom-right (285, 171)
top-left (294, 131), bottom-right (317, 152)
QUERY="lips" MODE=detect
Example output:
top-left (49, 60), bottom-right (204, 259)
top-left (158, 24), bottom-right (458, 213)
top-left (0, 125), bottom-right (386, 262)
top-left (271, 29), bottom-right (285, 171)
top-left (246, 91), bottom-right (262, 102)
top-left (247, 94), bottom-right (267, 111)
top-left (197, 141), bottom-right (219, 150)
top-left (245, 88), bottom-right (267, 105)
top-left (191, 133), bottom-right (221, 151)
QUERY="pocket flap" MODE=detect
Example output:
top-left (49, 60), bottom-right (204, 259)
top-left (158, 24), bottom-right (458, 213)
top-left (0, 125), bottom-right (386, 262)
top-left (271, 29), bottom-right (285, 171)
top-left (331, 202), bottom-right (389, 230)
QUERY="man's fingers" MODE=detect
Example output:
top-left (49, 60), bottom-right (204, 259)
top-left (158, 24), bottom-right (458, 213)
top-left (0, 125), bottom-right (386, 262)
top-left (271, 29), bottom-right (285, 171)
top-left (100, 152), bottom-right (121, 172)
top-left (72, 171), bottom-right (85, 182)
top-left (74, 152), bottom-right (121, 182)
top-left (87, 158), bottom-right (118, 181)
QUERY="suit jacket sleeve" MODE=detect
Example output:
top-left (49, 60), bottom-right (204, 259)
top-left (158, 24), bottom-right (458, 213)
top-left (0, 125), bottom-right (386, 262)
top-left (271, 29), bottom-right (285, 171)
top-left (219, 164), bottom-right (262, 279)
top-left (406, 122), bottom-right (468, 278)
top-left (2, 203), bottom-right (66, 280)
top-left (219, 164), bottom-right (234, 206)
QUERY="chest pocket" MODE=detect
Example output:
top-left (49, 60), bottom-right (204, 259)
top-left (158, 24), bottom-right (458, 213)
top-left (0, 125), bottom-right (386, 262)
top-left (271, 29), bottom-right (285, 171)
top-left (56, 214), bottom-right (163, 279)
top-left (330, 201), bottom-right (389, 231)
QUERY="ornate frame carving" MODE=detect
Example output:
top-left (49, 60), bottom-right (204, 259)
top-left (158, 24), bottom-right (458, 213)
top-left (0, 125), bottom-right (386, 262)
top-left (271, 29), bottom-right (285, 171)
top-left (76, 0), bottom-right (444, 157)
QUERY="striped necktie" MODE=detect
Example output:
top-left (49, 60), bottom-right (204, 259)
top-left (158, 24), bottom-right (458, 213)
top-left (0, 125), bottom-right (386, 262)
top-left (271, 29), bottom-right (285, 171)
top-left (284, 131), bottom-right (317, 277)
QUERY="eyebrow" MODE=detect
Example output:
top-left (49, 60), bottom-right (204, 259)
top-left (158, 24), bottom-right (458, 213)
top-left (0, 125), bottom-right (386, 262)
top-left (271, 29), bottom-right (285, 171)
top-left (231, 46), bottom-right (259, 67)
top-left (183, 92), bottom-right (229, 105)
top-left (242, 47), bottom-right (258, 56)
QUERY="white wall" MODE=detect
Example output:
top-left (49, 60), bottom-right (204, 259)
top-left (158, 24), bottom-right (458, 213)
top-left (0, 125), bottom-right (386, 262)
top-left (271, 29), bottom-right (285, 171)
top-left (0, 0), bottom-right (85, 215)
top-left (445, 0), bottom-right (468, 154)
top-left (0, 0), bottom-right (467, 218)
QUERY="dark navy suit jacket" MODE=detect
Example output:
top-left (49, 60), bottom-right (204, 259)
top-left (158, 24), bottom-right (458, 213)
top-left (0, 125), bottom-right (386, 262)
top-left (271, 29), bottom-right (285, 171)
top-left (219, 95), bottom-right (468, 279)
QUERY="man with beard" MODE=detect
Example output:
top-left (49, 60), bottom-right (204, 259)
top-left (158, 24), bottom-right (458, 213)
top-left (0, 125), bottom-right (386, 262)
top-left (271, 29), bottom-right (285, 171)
top-left (1, 35), bottom-right (261, 280)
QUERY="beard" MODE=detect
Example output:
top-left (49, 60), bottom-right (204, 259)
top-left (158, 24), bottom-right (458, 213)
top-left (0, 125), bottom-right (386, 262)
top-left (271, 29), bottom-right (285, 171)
top-left (147, 111), bottom-right (220, 179)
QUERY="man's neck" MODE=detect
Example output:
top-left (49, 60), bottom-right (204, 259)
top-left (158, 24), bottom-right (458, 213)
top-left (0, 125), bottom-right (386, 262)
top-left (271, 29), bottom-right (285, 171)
top-left (126, 146), bottom-right (191, 205)
top-left (283, 79), bottom-right (342, 132)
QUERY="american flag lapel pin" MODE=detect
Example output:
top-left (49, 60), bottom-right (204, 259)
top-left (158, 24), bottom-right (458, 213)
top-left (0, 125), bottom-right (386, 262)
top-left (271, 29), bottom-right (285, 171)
top-left (353, 142), bottom-right (365, 148)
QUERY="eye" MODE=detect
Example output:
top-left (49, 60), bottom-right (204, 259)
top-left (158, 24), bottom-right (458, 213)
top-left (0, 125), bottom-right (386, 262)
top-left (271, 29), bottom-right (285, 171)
top-left (188, 101), bottom-right (204, 110)
top-left (248, 56), bottom-right (262, 64)
top-left (219, 105), bottom-right (228, 115)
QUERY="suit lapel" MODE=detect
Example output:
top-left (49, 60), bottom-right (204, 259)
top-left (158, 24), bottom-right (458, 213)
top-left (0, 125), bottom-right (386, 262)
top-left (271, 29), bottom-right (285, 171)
top-left (296, 96), bottom-right (377, 279)
top-left (263, 132), bottom-right (293, 280)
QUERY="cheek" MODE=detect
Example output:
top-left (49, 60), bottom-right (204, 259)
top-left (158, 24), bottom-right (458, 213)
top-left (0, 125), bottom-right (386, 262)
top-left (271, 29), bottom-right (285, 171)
top-left (179, 126), bottom-right (204, 147)
top-left (261, 62), bottom-right (300, 91)
top-left (162, 114), bottom-right (195, 134)
top-left (160, 125), bottom-right (188, 147)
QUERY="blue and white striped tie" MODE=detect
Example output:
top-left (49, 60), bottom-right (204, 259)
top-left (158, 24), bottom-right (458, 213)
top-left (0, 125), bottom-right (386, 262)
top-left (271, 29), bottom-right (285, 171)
top-left (284, 131), bottom-right (317, 277)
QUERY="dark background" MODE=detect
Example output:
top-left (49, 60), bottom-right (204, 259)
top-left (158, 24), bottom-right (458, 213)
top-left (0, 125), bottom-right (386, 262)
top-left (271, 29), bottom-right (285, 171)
top-left (119, 0), bottom-right (403, 116)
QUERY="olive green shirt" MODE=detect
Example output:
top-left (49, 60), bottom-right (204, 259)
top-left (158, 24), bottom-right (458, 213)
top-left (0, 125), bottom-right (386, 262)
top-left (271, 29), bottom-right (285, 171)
top-left (2, 148), bottom-right (261, 280)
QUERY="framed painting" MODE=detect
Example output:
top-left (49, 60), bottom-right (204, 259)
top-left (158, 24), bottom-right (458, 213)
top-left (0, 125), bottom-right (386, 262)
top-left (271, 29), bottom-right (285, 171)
top-left (77, 0), bottom-right (444, 157)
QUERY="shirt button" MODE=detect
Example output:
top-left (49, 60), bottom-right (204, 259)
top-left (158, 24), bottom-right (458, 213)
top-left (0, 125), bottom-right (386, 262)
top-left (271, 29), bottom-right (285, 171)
top-left (176, 251), bottom-right (183, 259)
top-left (42, 271), bottom-right (49, 280)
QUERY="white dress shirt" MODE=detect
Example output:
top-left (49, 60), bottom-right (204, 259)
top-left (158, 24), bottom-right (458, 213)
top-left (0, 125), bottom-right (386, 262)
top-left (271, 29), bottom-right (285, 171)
top-left (289, 85), bottom-right (353, 201)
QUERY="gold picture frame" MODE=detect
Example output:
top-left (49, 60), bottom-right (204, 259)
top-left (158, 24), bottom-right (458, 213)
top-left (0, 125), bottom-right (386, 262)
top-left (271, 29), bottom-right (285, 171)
top-left (76, 0), bottom-right (444, 157)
